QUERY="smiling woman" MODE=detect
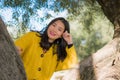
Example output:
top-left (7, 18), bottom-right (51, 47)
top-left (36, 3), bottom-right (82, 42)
top-left (47, 20), bottom-right (65, 43)
top-left (15, 17), bottom-right (78, 80)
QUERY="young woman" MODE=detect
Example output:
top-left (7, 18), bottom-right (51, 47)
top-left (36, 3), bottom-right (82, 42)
top-left (15, 17), bottom-right (77, 80)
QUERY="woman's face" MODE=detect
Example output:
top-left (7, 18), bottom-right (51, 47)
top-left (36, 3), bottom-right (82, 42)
top-left (47, 20), bottom-right (65, 43)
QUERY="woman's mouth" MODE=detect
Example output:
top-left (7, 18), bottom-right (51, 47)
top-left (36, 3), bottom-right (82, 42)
top-left (49, 31), bottom-right (56, 36)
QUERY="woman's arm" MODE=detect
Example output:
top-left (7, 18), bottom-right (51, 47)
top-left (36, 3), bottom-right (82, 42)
top-left (56, 45), bottom-right (78, 71)
top-left (15, 31), bottom-right (36, 55)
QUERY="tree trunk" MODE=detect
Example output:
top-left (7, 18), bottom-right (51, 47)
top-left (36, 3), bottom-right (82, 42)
top-left (62, 0), bottom-right (120, 80)
top-left (97, 0), bottom-right (120, 38)
top-left (0, 17), bottom-right (26, 80)
top-left (79, 0), bottom-right (120, 80)
top-left (79, 38), bottom-right (120, 80)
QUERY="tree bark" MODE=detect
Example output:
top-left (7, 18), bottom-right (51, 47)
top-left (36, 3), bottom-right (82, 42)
top-left (79, 38), bottom-right (120, 80)
top-left (97, 0), bottom-right (120, 38)
top-left (0, 17), bottom-right (26, 80)
top-left (79, 0), bottom-right (120, 80)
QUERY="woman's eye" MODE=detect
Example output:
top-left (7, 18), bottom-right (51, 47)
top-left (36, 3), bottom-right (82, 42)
top-left (58, 28), bottom-right (63, 32)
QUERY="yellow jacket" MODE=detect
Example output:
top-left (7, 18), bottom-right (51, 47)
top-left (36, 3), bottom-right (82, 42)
top-left (15, 31), bottom-right (77, 80)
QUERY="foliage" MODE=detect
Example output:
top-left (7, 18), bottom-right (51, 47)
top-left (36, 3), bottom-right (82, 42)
top-left (0, 0), bottom-right (114, 60)
top-left (69, 1), bottom-right (114, 60)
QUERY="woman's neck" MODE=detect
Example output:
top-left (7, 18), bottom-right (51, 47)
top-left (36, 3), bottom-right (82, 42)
top-left (48, 39), bottom-right (54, 43)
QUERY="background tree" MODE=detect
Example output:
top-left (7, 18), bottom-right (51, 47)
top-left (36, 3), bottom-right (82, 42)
top-left (78, 0), bottom-right (120, 80)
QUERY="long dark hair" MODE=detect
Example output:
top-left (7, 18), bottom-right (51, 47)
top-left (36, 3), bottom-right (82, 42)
top-left (40, 17), bottom-right (70, 61)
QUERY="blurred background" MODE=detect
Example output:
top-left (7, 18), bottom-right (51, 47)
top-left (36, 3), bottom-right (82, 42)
top-left (0, 0), bottom-right (114, 79)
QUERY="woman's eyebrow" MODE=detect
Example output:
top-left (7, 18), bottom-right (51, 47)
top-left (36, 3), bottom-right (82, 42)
top-left (53, 22), bottom-right (57, 25)
top-left (53, 22), bottom-right (64, 30)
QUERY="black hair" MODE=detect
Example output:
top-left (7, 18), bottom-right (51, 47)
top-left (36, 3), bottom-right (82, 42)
top-left (40, 17), bottom-right (70, 61)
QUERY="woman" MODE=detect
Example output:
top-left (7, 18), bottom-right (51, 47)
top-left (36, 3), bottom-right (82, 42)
top-left (15, 17), bottom-right (77, 80)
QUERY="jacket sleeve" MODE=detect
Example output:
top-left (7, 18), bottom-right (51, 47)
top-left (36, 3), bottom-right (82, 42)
top-left (15, 32), bottom-right (35, 56)
top-left (55, 45), bottom-right (78, 71)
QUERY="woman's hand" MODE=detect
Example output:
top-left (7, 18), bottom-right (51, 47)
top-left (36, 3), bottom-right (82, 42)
top-left (16, 46), bottom-right (23, 55)
top-left (62, 31), bottom-right (73, 45)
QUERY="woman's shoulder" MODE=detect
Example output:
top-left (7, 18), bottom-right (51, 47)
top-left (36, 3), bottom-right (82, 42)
top-left (24, 31), bottom-right (42, 41)
top-left (27, 30), bottom-right (41, 36)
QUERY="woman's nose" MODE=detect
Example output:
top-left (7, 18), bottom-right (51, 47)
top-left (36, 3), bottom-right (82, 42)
top-left (53, 27), bottom-right (57, 32)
